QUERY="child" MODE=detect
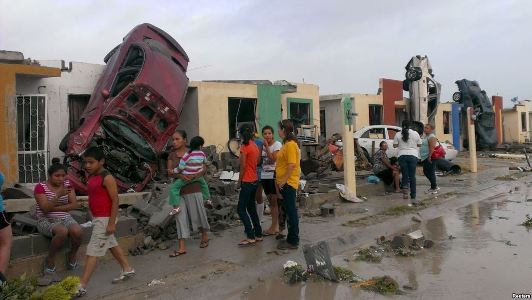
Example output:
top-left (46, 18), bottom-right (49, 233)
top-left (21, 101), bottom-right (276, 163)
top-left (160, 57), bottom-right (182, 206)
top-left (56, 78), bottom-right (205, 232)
top-left (168, 136), bottom-right (210, 215)
top-left (75, 147), bottom-right (135, 297)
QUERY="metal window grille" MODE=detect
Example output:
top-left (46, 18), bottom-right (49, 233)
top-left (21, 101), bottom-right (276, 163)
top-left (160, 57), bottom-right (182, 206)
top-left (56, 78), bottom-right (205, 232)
top-left (16, 95), bottom-right (48, 183)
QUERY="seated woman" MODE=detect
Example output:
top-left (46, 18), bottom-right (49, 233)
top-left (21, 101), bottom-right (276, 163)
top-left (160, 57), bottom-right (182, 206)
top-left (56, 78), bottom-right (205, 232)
top-left (373, 141), bottom-right (401, 193)
top-left (34, 158), bottom-right (82, 275)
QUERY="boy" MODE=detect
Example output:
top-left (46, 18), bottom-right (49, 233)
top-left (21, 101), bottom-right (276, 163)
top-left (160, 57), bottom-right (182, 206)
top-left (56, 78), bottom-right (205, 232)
top-left (168, 136), bottom-right (210, 215)
top-left (75, 147), bottom-right (135, 297)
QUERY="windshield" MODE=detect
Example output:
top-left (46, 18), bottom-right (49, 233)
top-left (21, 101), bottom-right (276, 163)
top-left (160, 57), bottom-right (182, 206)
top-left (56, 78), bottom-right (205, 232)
top-left (101, 118), bottom-right (156, 161)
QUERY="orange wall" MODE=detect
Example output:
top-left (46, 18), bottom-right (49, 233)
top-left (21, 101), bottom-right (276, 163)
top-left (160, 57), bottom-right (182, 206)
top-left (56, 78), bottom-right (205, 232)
top-left (492, 96), bottom-right (503, 146)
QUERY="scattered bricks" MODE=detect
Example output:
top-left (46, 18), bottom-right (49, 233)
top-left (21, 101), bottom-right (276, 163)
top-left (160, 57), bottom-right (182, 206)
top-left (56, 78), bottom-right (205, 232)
top-left (391, 235), bottom-right (413, 249)
top-left (31, 234), bottom-right (51, 256)
top-left (222, 182), bottom-right (237, 196)
top-left (69, 210), bottom-right (89, 224)
top-left (116, 216), bottom-right (139, 238)
top-left (220, 152), bottom-right (233, 162)
top-left (11, 235), bottom-right (33, 259)
top-left (230, 159), bottom-right (240, 171)
top-left (147, 203), bottom-right (175, 229)
top-left (320, 204), bottom-right (335, 217)
top-left (406, 230), bottom-right (425, 247)
top-left (213, 207), bottom-right (233, 222)
top-left (11, 213), bottom-right (38, 235)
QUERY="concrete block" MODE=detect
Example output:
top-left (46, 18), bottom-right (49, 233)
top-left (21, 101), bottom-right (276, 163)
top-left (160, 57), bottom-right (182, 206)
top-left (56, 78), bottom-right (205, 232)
top-left (116, 216), bottom-right (139, 238)
top-left (11, 235), bottom-right (33, 259)
top-left (320, 203), bottom-right (335, 217)
top-left (318, 183), bottom-right (330, 193)
top-left (0, 50), bottom-right (24, 62)
top-left (31, 234), bottom-right (51, 256)
top-left (11, 213), bottom-right (38, 234)
top-left (213, 207), bottom-right (233, 221)
top-left (69, 210), bottom-right (89, 224)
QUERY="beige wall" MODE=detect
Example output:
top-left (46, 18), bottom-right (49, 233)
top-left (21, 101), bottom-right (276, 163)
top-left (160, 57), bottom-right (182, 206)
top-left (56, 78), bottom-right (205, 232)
top-left (353, 94), bottom-right (383, 130)
top-left (503, 102), bottom-right (531, 143)
top-left (434, 102), bottom-right (453, 143)
top-left (189, 81), bottom-right (319, 150)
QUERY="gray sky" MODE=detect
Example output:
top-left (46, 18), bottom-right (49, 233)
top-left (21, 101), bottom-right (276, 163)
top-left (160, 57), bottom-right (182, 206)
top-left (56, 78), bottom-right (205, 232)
top-left (1, 0), bottom-right (531, 107)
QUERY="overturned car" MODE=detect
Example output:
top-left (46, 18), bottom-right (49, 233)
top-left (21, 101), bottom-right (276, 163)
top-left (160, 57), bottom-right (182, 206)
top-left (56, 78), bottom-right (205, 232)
top-left (60, 23), bottom-right (189, 194)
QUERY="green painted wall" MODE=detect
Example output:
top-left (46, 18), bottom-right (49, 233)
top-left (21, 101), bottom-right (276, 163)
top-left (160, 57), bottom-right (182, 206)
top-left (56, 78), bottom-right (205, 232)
top-left (257, 84), bottom-right (284, 140)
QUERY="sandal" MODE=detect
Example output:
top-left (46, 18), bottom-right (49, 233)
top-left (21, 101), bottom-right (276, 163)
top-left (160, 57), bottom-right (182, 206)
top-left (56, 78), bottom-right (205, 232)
top-left (275, 233), bottom-right (286, 240)
top-left (255, 237), bottom-right (264, 242)
top-left (200, 239), bottom-right (209, 248)
top-left (238, 239), bottom-right (256, 247)
top-left (65, 252), bottom-right (79, 270)
top-left (262, 231), bottom-right (278, 236)
top-left (169, 250), bottom-right (187, 257)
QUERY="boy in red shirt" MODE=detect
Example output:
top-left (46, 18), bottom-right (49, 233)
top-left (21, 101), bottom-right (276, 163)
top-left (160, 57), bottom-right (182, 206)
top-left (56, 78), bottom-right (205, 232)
top-left (75, 147), bottom-right (135, 297)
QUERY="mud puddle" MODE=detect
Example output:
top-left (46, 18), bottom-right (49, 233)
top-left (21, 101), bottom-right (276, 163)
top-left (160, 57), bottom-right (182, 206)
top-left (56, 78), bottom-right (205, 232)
top-left (244, 184), bottom-right (532, 299)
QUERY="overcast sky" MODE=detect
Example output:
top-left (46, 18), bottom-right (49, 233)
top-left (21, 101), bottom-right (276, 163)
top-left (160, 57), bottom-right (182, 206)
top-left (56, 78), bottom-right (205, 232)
top-left (1, 0), bottom-right (530, 107)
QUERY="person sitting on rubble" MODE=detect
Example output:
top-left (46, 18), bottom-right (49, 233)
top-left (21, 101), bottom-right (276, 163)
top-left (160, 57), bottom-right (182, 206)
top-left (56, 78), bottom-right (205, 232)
top-left (0, 171), bottom-right (12, 283)
top-left (168, 136), bottom-right (211, 216)
top-left (373, 141), bottom-right (401, 193)
top-left (34, 158), bottom-right (82, 276)
top-left (167, 130), bottom-right (210, 257)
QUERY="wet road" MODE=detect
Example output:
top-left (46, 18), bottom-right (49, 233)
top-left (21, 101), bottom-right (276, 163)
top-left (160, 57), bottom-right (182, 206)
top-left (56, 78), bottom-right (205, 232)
top-left (246, 181), bottom-right (532, 299)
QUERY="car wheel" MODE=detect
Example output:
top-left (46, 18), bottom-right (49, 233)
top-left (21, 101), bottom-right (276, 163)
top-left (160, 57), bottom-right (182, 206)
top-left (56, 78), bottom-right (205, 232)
top-left (406, 67), bottom-right (422, 81)
top-left (227, 138), bottom-right (241, 158)
top-left (402, 80), bottom-right (410, 92)
top-left (362, 148), bottom-right (371, 163)
top-left (452, 92), bottom-right (462, 102)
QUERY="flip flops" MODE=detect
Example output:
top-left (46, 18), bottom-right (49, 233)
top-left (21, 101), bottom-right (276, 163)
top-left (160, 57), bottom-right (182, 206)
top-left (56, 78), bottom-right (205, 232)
top-left (200, 239), bottom-right (209, 248)
top-left (238, 239), bottom-right (256, 247)
top-left (169, 250), bottom-right (187, 257)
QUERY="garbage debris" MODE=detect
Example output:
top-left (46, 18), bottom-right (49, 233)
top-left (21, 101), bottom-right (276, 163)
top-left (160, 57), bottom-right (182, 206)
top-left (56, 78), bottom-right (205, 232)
top-left (147, 279), bottom-right (166, 287)
top-left (355, 246), bottom-right (384, 263)
top-left (521, 214), bottom-right (532, 227)
top-left (352, 276), bottom-right (402, 295)
top-left (303, 241), bottom-right (337, 281)
top-left (336, 184), bottom-right (363, 203)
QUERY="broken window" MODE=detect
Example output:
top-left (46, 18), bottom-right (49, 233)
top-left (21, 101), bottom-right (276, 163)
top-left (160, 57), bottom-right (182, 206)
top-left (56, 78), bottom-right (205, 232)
top-left (68, 94), bottom-right (90, 131)
top-left (522, 112), bottom-right (527, 132)
top-left (110, 46), bottom-right (144, 97)
top-left (320, 109), bottom-right (326, 137)
top-left (443, 111), bottom-right (451, 134)
top-left (289, 102), bottom-right (311, 129)
top-left (228, 98), bottom-right (257, 139)
top-left (140, 106), bottom-right (155, 120)
top-left (368, 105), bottom-right (383, 125)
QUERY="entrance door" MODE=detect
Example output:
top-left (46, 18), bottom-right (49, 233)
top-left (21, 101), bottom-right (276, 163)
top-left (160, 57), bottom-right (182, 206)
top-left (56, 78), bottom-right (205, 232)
top-left (16, 94), bottom-right (48, 184)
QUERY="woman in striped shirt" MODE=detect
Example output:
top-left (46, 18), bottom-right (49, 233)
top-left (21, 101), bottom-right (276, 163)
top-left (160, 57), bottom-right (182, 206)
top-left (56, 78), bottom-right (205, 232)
top-left (34, 158), bottom-right (82, 275)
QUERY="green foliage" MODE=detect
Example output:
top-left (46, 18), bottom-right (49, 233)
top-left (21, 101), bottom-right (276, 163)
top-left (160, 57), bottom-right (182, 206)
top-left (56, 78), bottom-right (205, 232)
top-left (355, 247), bottom-right (383, 263)
top-left (363, 276), bottom-right (401, 295)
top-left (0, 274), bottom-right (38, 300)
top-left (333, 266), bottom-right (360, 283)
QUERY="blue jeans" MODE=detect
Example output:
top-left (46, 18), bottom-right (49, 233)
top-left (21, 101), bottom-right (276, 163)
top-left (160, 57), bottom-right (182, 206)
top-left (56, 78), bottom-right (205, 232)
top-left (398, 155), bottom-right (418, 200)
top-left (237, 182), bottom-right (262, 239)
top-left (280, 185), bottom-right (299, 245)
top-left (422, 159), bottom-right (437, 190)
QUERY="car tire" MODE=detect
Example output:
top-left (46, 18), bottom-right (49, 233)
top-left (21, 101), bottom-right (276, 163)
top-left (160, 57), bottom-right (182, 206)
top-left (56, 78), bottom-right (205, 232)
top-left (406, 67), bottom-right (422, 81)
top-left (362, 148), bottom-right (371, 163)
top-left (452, 92), bottom-right (462, 102)
top-left (227, 138), bottom-right (241, 158)
top-left (402, 80), bottom-right (410, 92)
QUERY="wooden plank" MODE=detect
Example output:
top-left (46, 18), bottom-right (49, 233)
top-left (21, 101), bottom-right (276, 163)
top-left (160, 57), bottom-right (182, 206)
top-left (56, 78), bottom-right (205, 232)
top-left (4, 192), bottom-right (151, 213)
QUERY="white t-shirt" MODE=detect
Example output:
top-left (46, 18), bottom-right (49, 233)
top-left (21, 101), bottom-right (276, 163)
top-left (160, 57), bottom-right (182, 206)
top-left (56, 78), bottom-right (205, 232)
top-left (261, 141), bottom-right (282, 179)
top-left (393, 129), bottom-right (421, 158)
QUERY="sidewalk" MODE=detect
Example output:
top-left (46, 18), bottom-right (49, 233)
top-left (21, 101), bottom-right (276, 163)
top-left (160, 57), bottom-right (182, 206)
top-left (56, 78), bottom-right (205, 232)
top-left (58, 158), bottom-right (527, 299)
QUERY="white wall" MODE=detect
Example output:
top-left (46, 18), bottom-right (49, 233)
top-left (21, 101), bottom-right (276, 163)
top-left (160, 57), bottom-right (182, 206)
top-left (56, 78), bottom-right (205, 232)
top-left (16, 60), bottom-right (105, 160)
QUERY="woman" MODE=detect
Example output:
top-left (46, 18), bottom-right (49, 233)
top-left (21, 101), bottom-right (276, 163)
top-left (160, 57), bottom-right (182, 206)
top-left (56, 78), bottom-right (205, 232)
top-left (373, 141), bottom-right (401, 193)
top-left (168, 130), bottom-right (210, 257)
top-left (237, 123), bottom-right (263, 246)
top-left (260, 125), bottom-right (283, 236)
top-left (276, 119), bottom-right (301, 250)
top-left (393, 120), bottom-right (422, 205)
top-left (420, 124), bottom-right (440, 194)
top-left (34, 158), bottom-right (82, 274)
top-left (0, 171), bottom-right (12, 281)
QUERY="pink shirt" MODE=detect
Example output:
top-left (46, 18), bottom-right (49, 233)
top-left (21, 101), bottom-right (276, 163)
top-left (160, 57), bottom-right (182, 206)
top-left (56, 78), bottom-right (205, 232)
top-left (34, 181), bottom-right (71, 219)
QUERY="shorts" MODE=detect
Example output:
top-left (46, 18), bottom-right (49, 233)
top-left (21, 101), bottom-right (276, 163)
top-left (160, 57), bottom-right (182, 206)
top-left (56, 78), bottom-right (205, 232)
top-left (261, 179), bottom-right (277, 195)
top-left (0, 211), bottom-right (10, 230)
top-left (37, 214), bottom-right (78, 238)
top-left (86, 217), bottom-right (118, 257)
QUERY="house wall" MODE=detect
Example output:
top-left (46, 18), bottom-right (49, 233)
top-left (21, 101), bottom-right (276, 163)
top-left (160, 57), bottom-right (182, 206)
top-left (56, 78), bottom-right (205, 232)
top-left (15, 60), bottom-right (105, 160)
top-left (492, 96), bottom-right (503, 146)
top-left (281, 83), bottom-right (320, 129)
top-left (0, 63), bottom-right (60, 185)
top-left (380, 78), bottom-right (404, 125)
top-left (502, 104), bottom-right (529, 144)
top-left (177, 86), bottom-right (200, 138)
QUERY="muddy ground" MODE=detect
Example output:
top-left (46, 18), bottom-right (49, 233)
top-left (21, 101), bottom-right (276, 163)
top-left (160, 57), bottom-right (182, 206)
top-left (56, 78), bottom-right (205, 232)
top-left (55, 155), bottom-right (532, 299)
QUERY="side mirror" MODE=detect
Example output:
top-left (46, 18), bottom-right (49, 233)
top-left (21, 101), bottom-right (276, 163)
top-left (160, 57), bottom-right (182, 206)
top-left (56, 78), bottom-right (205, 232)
top-left (101, 89), bottom-right (110, 99)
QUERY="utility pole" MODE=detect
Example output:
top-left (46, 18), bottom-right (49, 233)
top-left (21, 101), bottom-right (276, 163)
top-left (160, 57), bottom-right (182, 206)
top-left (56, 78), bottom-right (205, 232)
top-left (341, 95), bottom-right (357, 198)
top-left (467, 107), bottom-right (478, 173)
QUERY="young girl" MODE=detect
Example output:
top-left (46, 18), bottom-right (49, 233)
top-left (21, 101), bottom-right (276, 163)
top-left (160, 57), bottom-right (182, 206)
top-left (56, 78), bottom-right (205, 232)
top-left (260, 125), bottom-right (283, 236)
top-left (168, 136), bottom-right (210, 215)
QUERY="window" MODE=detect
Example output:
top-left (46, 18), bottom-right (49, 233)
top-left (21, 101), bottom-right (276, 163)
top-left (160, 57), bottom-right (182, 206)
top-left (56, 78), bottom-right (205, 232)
top-left (68, 94), bottom-right (90, 131)
top-left (522, 112), bottom-right (527, 132)
top-left (368, 105), bottom-right (383, 125)
top-left (320, 109), bottom-right (326, 137)
top-left (289, 102), bottom-right (311, 129)
top-left (443, 111), bottom-right (451, 134)
top-left (110, 46), bottom-right (144, 97)
top-left (140, 106), bottom-right (155, 120)
top-left (387, 128), bottom-right (399, 140)
top-left (228, 98), bottom-right (257, 139)
top-left (360, 128), bottom-right (385, 139)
